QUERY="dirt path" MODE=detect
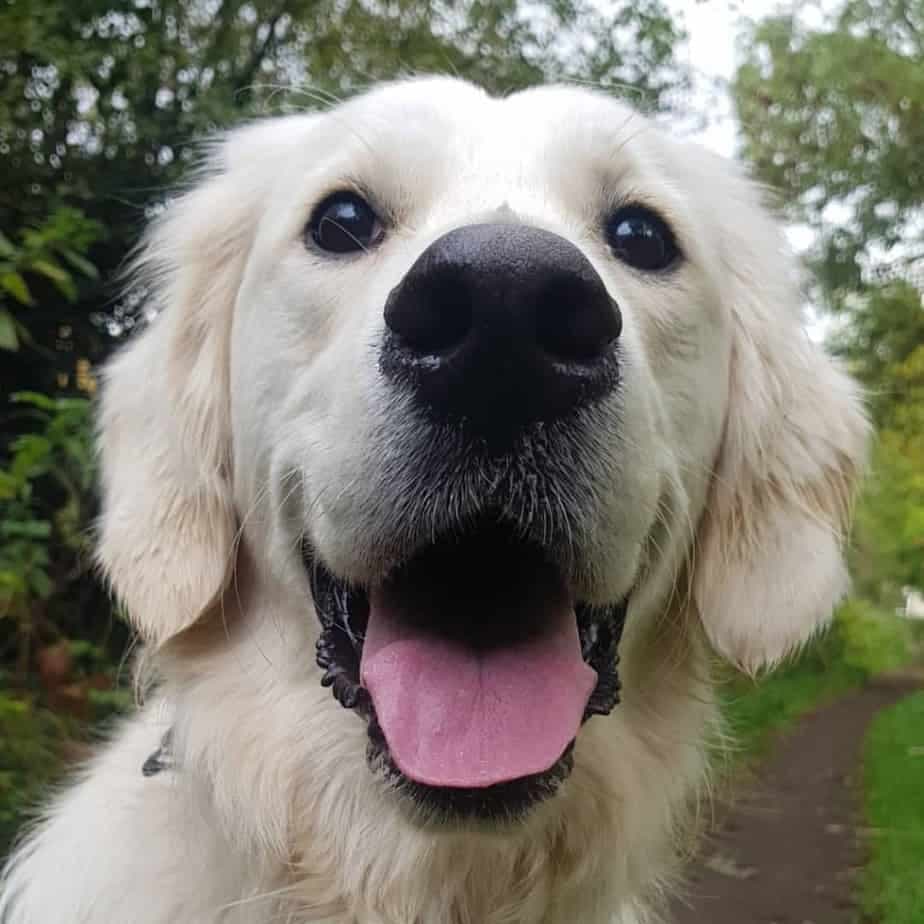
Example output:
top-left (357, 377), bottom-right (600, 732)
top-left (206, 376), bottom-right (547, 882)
top-left (670, 676), bottom-right (921, 924)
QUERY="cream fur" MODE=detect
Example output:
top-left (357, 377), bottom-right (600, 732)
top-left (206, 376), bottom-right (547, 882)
top-left (0, 78), bottom-right (867, 924)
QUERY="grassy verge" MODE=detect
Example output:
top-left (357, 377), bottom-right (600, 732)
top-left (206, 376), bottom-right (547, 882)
top-left (721, 598), bottom-right (917, 757)
top-left (721, 653), bottom-right (865, 757)
top-left (861, 691), bottom-right (924, 924)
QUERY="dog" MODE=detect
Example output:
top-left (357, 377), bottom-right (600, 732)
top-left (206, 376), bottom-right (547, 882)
top-left (0, 78), bottom-right (867, 923)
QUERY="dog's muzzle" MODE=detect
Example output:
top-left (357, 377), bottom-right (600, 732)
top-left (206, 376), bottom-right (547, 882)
top-left (307, 224), bottom-right (629, 820)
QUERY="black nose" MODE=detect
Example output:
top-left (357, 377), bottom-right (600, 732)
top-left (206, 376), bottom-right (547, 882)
top-left (380, 223), bottom-right (621, 435)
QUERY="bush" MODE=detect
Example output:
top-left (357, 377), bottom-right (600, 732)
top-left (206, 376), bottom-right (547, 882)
top-left (0, 391), bottom-right (98, 681)
top-left (0, 687), bottom-right (70, 856)
top-left (836, 598), bottom-right (917, 678)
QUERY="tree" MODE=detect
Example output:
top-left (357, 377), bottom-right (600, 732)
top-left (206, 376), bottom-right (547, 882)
top-left (734, 0), bottom-right (924, 601)
top-left (734, 0), bottom-right (924, 302)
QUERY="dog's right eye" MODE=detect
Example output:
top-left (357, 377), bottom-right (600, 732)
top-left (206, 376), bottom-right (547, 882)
top-left (308, 192), bottom-right (382, 255)
top-left (605, 205), bottom-right (680, 272)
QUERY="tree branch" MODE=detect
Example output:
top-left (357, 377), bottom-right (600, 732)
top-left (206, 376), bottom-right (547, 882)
top-left (232, 3), bottom-right (292, 101)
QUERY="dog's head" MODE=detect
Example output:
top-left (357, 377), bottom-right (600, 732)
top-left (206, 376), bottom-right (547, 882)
top-left (97, 79), bottom-right (866, 823)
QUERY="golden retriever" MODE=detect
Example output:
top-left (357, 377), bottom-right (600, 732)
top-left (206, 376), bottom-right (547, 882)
top-left (0, 78), bottom-right (867, 923)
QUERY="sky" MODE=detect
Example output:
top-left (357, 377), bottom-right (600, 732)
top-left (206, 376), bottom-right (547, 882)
top-left (663, 0), bottom-right (832, 157)
top-left (664, 0), bottom-right (766, 158)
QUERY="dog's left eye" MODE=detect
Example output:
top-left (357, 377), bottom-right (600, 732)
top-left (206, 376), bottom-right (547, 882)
top-left (605, 205), bottom-right (680, 272)
top-left (308, 192), bottom-right (383, 254)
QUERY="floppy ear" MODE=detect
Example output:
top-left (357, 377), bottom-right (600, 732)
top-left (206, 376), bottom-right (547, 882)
top-left (691, 168), bottom-right (869, 674)
top-left (96, 116), bottom-right (312, 645)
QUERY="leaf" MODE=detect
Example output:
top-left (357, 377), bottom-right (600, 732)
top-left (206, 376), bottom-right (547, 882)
top-left (0, 570), bottom-right (27, 599)
top-left (0, 233), bottom-right (15, 258)
top-left (28, 259), bottom-right (77, 300)
top-left (60, 248), bottom-right (98, 280)
top-left (0, 520), bottom-right (52, 540)
top-left (52, 397), bottom-right (91, 413)
top-left (0, 272), bottom-right (32, 306)
top-left (11, 392), bottom-right (57, 411)
top-left (9, 435), bottom-right (53, 480)
top-left (0, 471), bottom-right (18, 500)
top-left (0, 309), bottom-right (18, 351)
top-left (28, 569), bottom-right (53, 600)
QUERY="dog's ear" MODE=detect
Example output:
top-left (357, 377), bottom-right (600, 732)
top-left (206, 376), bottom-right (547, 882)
top-left (96, 117), bottom-right (312, 645)
top-left (691, 163), bottom-right (869, 674)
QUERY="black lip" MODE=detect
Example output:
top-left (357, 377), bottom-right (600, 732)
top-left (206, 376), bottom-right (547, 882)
top-left (371, 730), bottom-right (577, 822)
top-left (305, 523), bottom-right (628, 819)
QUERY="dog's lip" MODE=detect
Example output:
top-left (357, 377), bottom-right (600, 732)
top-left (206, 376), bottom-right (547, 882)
top-left (306, 534), bottom-right (626, 715)
top-left (305, 519), bottom-right (627, 807)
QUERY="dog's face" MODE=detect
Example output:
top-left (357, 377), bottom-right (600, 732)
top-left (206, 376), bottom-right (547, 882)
top-left (96, 79), bottom-right (866, 827)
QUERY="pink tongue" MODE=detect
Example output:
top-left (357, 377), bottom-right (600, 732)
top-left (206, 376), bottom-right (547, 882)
top-left (360, 591), bottom-right (597, 789)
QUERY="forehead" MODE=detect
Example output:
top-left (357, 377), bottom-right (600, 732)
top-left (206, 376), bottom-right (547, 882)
top-left (293, 80), bottom-right (685, 217)
top-left (335, 79), bottom-right (645, 148)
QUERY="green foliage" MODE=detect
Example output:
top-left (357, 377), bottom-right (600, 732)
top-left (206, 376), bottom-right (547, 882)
top-left (828, 282), bottom-right (924, 424)
top-left (734, 1), bottom-right (924, 299)
top-left (0, 208), bottom-right (101, 351)
top-left (845, 318), bottom-right (924, 598)
top-left (734, 1), bottom-right (924, 608)
top-left (853, 437), bottom-right (924, 598)
top-left (862, 690), bottom-right (924, 924)
top-left (0, 392), bottom-right (96, 680)
top-left (0, 687), bottom-right (70, 856)
top-left (836, 598), bottom-right (917, 675)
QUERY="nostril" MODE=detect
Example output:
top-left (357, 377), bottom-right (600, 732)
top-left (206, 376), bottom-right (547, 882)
top-left (384, 271), bottom-right (473, 356)
top-left (380, 223), bottom-right (623, 436)
top-left (534, 274), bottom-right (622, 362)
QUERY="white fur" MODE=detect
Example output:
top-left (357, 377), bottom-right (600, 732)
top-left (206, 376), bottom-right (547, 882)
top-left (0, 79), bottom-right (867, 924)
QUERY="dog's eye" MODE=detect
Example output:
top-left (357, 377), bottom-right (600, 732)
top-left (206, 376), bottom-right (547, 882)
top-left (308, 192), bottom-right (382, 255)
top-left (605, 206), bottom-right (680, 272)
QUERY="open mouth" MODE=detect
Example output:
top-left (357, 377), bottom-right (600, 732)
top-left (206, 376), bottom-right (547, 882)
top-left (306, 517), bottom-right (627, 820)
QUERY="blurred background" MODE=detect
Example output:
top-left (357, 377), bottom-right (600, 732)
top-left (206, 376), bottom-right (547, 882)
top-left (1, 0), bottom-right (921, 918)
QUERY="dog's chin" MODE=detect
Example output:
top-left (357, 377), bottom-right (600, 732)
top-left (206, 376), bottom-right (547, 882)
top-left (370, 739), bottom-right (578, 829)
top-left (305, 515), bottom-right (628, 824)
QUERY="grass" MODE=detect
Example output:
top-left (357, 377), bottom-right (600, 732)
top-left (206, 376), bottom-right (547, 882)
top-left (861, 691), bottom-right (924, 924)
top-left (721, 652), bottom-right (865, 757)
top-left (721, 599), bottom-right (918, 758)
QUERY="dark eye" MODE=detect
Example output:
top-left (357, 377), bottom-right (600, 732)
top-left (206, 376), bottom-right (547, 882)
top-left (605, 205), bottom-right (680, 272)
top-left (308, 192), bottom-right (382, 254)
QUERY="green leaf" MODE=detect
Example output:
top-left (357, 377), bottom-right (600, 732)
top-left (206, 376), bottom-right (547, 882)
top-left (52, 397), bottom-right (91, 413)
top-left (0, 471), bottom-right (18, 500)
top-left (9, 435), bottom-right (53, 480)
top-left (11, 392), bottom-right (57, 411)
top-left (0, 272), bottom-right (32, 306)
top-left (0, 233), bottom-right (15, 258)
top-left (0, 520), bottom-right (52, 540)
top-left (28, 259), bottom-right (77, 300)
top-left (0, 309), bottom-right (18, 351)
top-left (60, 248), bottom-right (98, 280)
top-left (27, 569), bottom-right (53, 600)
top-left (0, 571), bottom-right (27, 598)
